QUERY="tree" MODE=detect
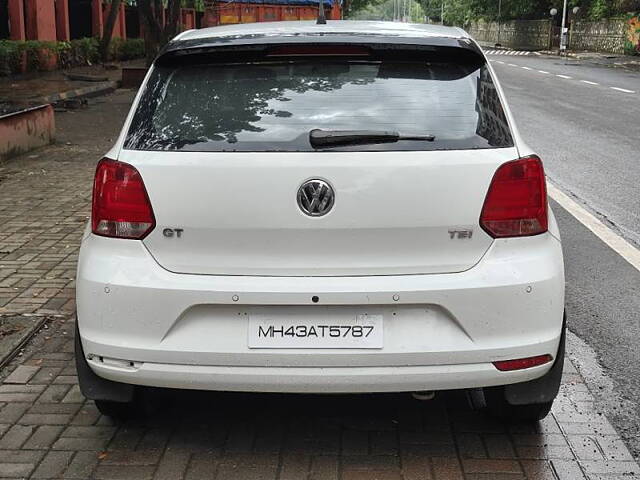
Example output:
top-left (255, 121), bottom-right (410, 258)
top-left (100, 0), bottom-right (123, 63)
top-left (344, 0), bottom-right (382, 17)
top-left (349, 0), bottom-right (425, 21)
top-left (138, 0), bottom-right (182, 65)
top-left (350, 0), bottom-right (639, 23)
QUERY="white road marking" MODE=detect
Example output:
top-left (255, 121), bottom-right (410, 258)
top-left (493, 58), bottom-right (635, 95)
top-left (485, 50), bottom-right (532, 56)
top-left (548, 182), bottom-right (640, 272)
top-left (496, 60), bottom-right (505, 64)
top-left (610, 86), bottom-right (635, 93)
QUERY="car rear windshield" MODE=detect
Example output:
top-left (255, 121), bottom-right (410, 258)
top-left (125, 56), bottom-right (514, 152)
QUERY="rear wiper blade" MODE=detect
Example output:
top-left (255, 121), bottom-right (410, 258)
top-left (309, 129), bottom-right (435, 148)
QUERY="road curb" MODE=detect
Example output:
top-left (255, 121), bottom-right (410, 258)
top-left (33, 80), bottom-right (120, 106)
top-left (0, 312), bottom-right (72, 370)
top-left (0, 314), bottom-right (48, 369)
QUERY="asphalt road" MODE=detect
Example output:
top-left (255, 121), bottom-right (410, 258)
top-left (489, 52), bottom-right (640, 457)
top-left (489, 54), bottom-right (640, 245)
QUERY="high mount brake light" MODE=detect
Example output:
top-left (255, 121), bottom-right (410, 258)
top-left (480, 155), bottom-right (548, 238)
top-left (267, 45), bottom-right (371, 57)
top-left (493, 354), bottom-right (553, 371)
top-left (91, 158), bottom-right (155, 240)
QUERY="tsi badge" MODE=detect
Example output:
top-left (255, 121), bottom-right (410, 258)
top-left (163, 228), bottom-right (184, 238)
top-left (449, 228), bottom-right (473, 240)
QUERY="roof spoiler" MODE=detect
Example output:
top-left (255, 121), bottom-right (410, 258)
top-left (156, 35), bottom-right (484, 66)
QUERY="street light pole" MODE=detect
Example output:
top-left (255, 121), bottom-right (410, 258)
top-left (317, 0), bottom-right (326, 24)
top-left (441, 0), bottom-right (444, 25)
top-left (560, 0), bottom-right (568, 54)
top-left (497, 0), bottom-right (501, 46)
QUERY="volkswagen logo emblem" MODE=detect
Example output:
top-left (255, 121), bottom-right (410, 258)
top-left (297, 179), bottom-right (335, 217)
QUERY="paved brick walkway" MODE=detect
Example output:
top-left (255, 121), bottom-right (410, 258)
top-left (1, 90), bottom-right (639, 479)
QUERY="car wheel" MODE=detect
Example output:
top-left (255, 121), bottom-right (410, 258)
top-left (75, 322), bottom-right (135, 417)
top-left (95, 399), bottom-right (135, 421)
top-left (484, 389), bottom-right (553, 422)
top-left (485, 314), bottom-right (566, 423)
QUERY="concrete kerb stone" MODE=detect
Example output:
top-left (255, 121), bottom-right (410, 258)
top-left (36, 81), bottom-right (121, 107)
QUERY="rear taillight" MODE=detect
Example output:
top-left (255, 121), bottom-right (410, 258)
top-left (493, 354), bottom-right (553, 371)
top-left (91, 158), bottom-right (155, 239)
top-left (480, 155), bottom-right (548, 238)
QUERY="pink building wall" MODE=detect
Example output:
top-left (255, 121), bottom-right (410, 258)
top-left (55, 0), bottom-right (70, 41)
top-left (8, 0), bottom-right (26, 40)
top-left (25, 0), bottom-right (57, 41)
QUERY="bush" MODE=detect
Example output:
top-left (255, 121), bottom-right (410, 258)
top-left (23, 41), bottom-right (62, 71)
top-left (118, 38), bottom-right (146, 61)
top-left (58, 38), bottom-right (101, 68)
top-left (625, 14), bottom-right (640, 56)
top-left (0, 40), bottom-right (63, 75)
top-left (0, 40), bottom-right (23, 76)
top-left (0, 37), bottom-right (145, 76)
top-left (109, 38), bottom-right (146, 61)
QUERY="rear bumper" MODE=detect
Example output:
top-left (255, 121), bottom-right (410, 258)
top-left (76, 232), bottom-right (565, 393)
top-left (87, 360), bottom-right (552, 394)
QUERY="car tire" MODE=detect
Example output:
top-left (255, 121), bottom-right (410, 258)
top-left (94, 399), bottom-right (136, 421)
top-left (75, 323), bottom-right (136, 419)
top-left (484, 389), bottom-right (553, 422)
top-left (485, 313), bottom-right (566, 422)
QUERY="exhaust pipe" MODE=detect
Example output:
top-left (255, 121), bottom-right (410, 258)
top-left (411, 391), bottom-right (435, 401)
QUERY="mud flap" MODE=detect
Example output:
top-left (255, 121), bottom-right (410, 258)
top-left (74, 324), bottom-right (135, 403)
top-left (503, 312), bottom-right (566, 406)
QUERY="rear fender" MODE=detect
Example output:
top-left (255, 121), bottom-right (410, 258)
top-left (502, 311), bottom-right (566, 405)
top-left (75, 324), bottom-right (135, 403)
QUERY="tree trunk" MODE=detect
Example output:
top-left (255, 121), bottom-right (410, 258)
top-left (139, 0), bottom-right (163, 65)
top-left (143, 29), bottom-right (158, 66)
top-left (138, 0), bottom-right (182, 66)
top-left (165, 0), bottom-right (182, 43)
top-left (100, 0), bottom-right (123, 63)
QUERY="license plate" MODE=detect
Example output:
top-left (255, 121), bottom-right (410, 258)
top-left (248, 313), bottom-right (383, 349)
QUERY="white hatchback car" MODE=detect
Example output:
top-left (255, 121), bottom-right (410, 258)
top-left (76, 21), bottom-right (565, 421)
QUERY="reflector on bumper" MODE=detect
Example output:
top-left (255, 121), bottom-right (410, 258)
top-left (493, 354), bottom-right (553, 371)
